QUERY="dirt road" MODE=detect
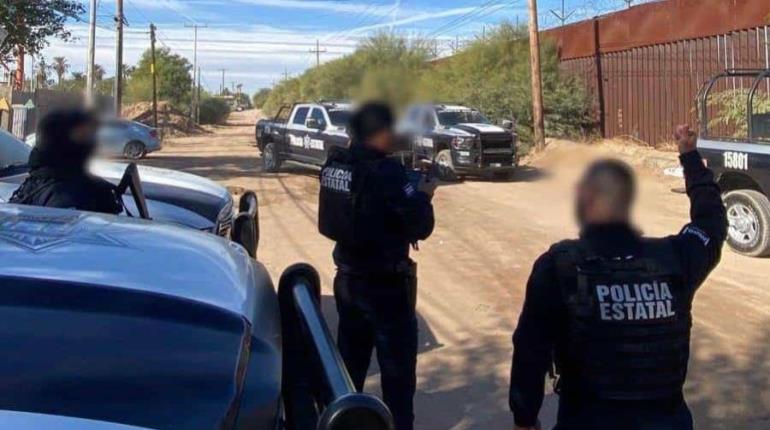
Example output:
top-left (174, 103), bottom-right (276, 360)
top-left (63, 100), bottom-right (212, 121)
top-left (142, 110), bottom-right (769, 430)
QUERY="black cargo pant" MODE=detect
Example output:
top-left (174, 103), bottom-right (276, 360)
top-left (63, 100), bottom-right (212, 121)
top-left (554, 393), bottom-right (694, 430)
top-left (333, 267), bottom-right (418, 430)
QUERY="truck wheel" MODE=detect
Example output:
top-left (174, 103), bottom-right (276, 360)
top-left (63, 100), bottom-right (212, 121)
top-left (724, 190), bottom-right (770, 257)
top-left (262, 142), bottom-right (282, 173)
top-left (435, 150), bottom-right (458, 182)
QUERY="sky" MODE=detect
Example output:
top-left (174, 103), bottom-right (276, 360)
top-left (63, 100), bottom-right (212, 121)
top-left (39, 0), bottom-right (640, 94)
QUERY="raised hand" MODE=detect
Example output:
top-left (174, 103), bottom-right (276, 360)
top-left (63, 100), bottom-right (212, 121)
top-left (674, 124), bottom-right (698, 154)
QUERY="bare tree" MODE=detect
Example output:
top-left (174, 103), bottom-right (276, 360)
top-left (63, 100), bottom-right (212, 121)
top-left (52, 56), bottom-right (69, 85)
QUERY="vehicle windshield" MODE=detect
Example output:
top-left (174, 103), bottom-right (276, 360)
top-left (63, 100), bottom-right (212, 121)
top-left (328, 109), bottom-right (352, 127)
top-left (0, 130), bottom-right (32, 172)
top-left (437, 109), bottom-right (490, 126)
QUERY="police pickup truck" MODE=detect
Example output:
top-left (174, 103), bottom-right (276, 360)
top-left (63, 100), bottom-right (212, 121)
top-left (397, 103), bottom-right (518, 181)
top-left (697, 69), bottom-right (770, 257)
top-left (255, 101), bottom-right (351, 172)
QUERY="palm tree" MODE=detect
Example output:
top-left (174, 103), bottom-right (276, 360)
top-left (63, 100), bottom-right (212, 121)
top-left (52, 56), bottom-right (69, 85)
top-left (35, 57), bottom-right (49, 88)
top-left (93, 64), bottom-right (105, 81)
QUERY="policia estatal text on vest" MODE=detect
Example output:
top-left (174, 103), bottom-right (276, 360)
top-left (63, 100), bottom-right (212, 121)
top-left (318, 102), bottom-right (436, 430)
top-left (509, 125), bottom-right (728, 430)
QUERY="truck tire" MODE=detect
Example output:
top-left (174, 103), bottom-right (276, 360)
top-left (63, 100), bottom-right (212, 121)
top-left (723, 190), bottom-right (770, 257)
top-left (435, 149), bottom-right (458, 182)
top-left (262, 142), bottom-right (282, 173)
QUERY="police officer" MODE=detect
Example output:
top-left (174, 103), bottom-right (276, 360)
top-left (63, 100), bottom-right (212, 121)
top-left (10, 109), bottom-right (122, 214)
top-left (509, 125), bottom-right (727, 430)
top-left (318, 102), bottom-right (436, 430)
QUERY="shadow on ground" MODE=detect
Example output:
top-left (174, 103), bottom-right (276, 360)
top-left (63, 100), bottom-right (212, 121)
top-left (138, 155), bottom-right (319, 183)
top-left (686, 323), bottom-right (770, 430)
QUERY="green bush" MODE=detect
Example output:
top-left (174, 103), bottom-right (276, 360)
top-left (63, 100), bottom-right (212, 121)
top-left (252, 88), bottom-right (271, 108)
top-left (199, 97), bottom-right (231, 124)
top-left (708, 89), bottom-right (770, 138)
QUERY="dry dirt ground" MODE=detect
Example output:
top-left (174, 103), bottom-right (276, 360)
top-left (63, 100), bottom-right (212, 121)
top-left (140, 110), bottom-right (770, 430)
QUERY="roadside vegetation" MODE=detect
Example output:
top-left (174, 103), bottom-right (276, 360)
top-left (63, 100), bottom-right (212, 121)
top-left (260, 23), bottom-right (594, 150)
top-left (199, 96), bottom-right (231, 125)
top-left (707, 88), bottom-right (770, 138)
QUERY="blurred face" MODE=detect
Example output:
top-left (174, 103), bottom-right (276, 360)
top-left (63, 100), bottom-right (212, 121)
top-left (367, 128), bottom-right (394, 153)
top-left (69, 119), bottom-right (99, 150)
top-left (575, 180), bottom-right (593, 227)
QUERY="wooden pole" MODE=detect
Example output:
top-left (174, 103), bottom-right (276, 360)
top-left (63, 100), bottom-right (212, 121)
top-left (527, 0), bottom-right (546, 151)
top-left (150, 24), bottom-right (158, 128)
top-left (86, 0), bottom-right (97, 105)
top-left (114, 0), bottom-right (124, 116)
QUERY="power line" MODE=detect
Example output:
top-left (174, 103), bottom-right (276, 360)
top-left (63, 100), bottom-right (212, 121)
top-left (120, 36), bottom-right (356, 48)
top-left (428, 0), bottom-right (520, 39)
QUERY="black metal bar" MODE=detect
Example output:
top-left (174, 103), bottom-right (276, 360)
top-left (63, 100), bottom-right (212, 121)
top-left (746, 70), bottom-right (770, 140)
top-left (292, 281), bottom-right (354, 400)
top-left (278, 264), bottom-right (395, 430)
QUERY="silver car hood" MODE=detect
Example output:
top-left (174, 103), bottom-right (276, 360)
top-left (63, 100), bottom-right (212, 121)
top-left (90, 160), bottom-right (230, 202)
top-left (0, 204), bottom-right (264, 323)
top-left (0, 410), bottom-right (153, 430)
top-left (0, 182), bottom-right (214, 232)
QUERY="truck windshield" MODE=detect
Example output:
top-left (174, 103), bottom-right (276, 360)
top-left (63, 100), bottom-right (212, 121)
top-left (437, 110), bottom-right (490, 126)
top-left (328, 110), bottom-right (351, 126)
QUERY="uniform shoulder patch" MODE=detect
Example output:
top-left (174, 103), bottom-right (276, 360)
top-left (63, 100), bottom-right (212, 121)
top-left (680, 224), bottom-right (710, 246)
top-left (403, 182), bottom-right (416, 197)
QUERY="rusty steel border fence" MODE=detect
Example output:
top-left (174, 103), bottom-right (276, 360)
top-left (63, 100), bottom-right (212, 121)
top-left (543, 0), bottom-right (770, 146)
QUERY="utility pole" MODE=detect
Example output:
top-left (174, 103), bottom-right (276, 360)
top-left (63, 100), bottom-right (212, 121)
top-left (309, 39), bottom-right (326, 67)
top-left (150, 24), bottom-right (158, 128)
top-left (283, 67), bottom-right (289, 81)
top-left (550, 0), bottom-right (575, 27)
top-left (86, 0), bottom-right (97, 105)
top-left (114, 0), bottom-right (124, 116)
top-left (196, 66), bottom-right (201, 124)
top-left (219, 68), bottom-right (226, 94)
top-left (185, 23), bottom-right (207, 123)
top-left (527, 0), bottom-right (546, 151)
top-left (623, 0), bottom-right (633, 8)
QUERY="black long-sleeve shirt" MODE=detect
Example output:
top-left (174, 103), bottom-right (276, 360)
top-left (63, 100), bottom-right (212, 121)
top-left (509, 150), bottom-right (727, 427)
top-left (333, 145), bottom-right (435, 272)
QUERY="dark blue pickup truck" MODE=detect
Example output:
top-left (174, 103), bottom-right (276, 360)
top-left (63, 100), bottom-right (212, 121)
top-left (255, 102), bottom-right (352, 172)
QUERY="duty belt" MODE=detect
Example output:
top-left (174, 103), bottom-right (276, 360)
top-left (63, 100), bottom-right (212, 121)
top-left (337, 259), bottom-right (416, 277)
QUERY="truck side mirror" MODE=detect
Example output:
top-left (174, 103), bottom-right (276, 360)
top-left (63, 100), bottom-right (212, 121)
top-left (501, 120), bottom-right (514, 131)
top-left (306, 118), bottom-right (324, 130)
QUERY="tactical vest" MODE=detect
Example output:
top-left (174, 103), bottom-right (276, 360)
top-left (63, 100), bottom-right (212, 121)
top-left (553, 239), bottom-right (692, 401)
top-left (318, 147), bottom-right (385, 248)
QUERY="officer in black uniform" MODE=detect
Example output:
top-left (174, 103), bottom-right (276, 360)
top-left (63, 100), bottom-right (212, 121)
top-left (509, 125), bottom-right (727, 430)
top-left (10, 109), bottom-right (122, 214)
top-left (318, 102), bottom-right (436, 430)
